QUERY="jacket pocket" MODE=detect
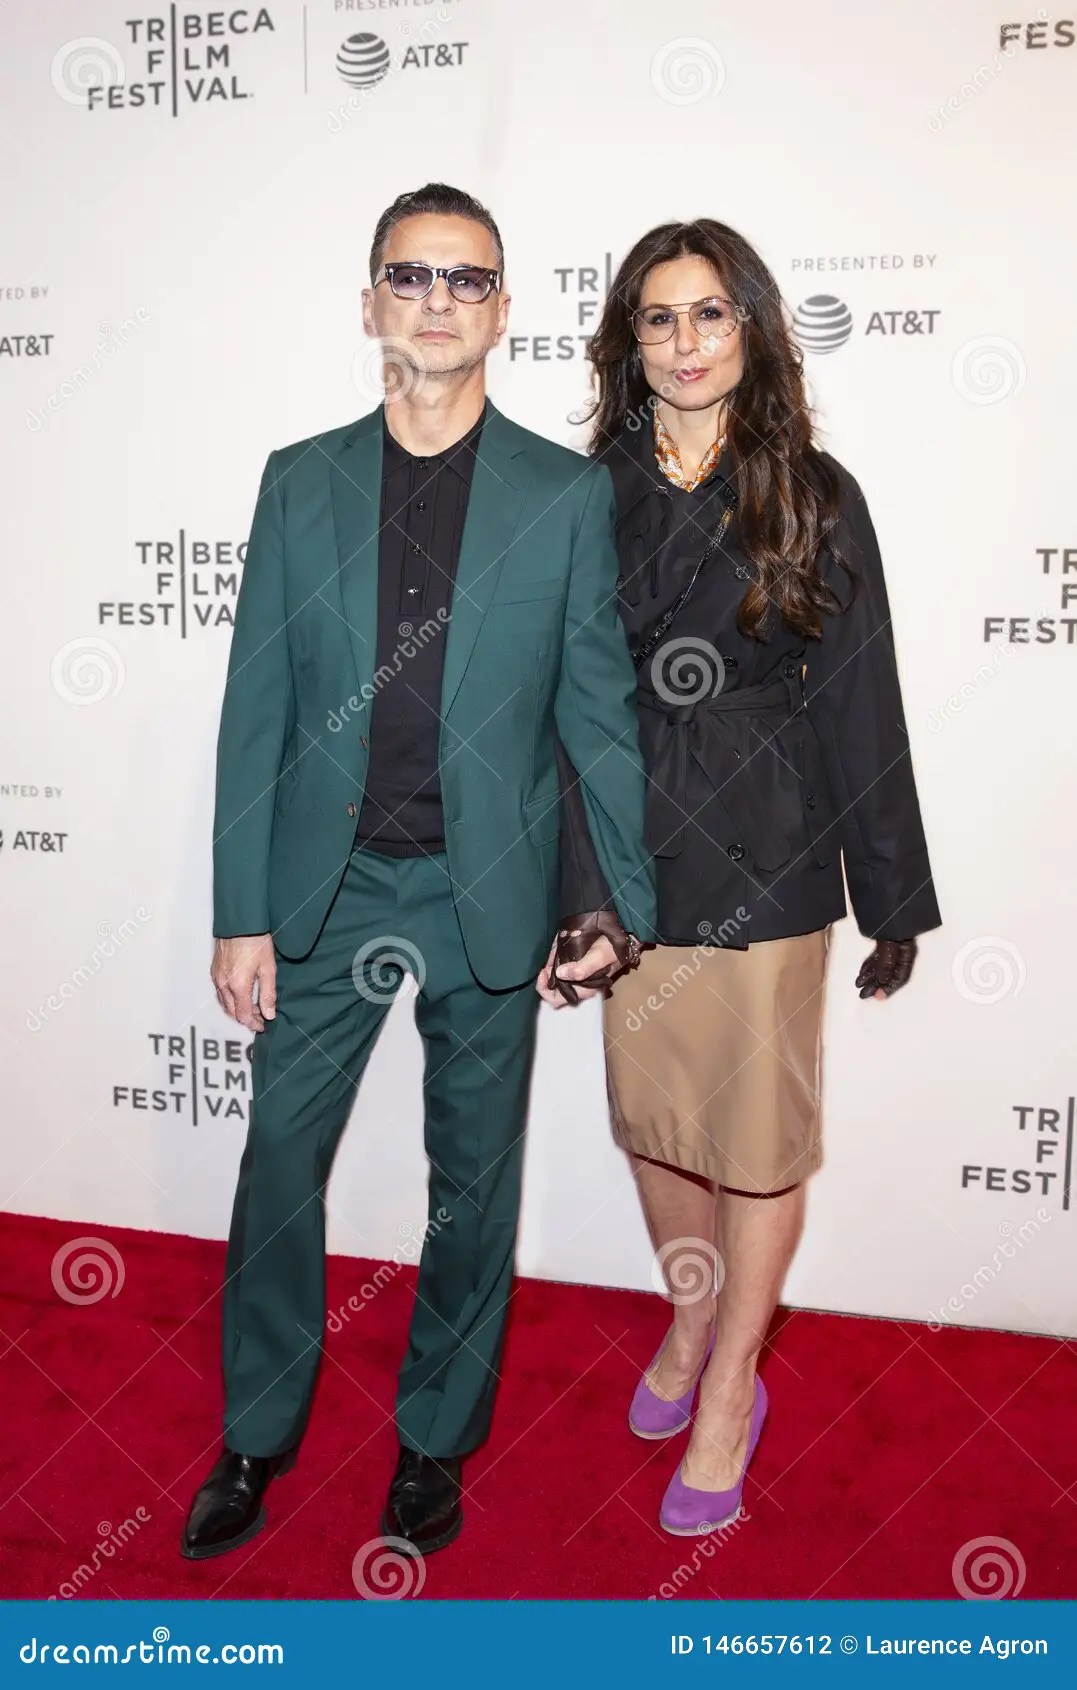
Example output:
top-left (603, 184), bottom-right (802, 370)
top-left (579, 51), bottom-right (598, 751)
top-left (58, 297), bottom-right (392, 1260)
top-left (523, 790), bottom-right (560, 845)
top-left (489, 575), bottom-right (563, 605)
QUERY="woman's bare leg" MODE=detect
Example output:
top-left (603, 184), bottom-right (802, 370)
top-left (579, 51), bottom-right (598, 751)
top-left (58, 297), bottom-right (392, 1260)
top-left (632, 1153), bottom-right (719, 1398)
top-left (679, 1180), bottom-right (806, 1489)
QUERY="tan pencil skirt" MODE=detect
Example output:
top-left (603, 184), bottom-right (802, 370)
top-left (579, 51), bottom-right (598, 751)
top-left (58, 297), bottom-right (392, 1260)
top-left (602, 926), bottom-right (832, 1194)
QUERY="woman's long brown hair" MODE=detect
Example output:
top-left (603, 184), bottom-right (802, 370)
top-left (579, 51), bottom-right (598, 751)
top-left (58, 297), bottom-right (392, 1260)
top-left (584, 219), bottom-right (855, 641)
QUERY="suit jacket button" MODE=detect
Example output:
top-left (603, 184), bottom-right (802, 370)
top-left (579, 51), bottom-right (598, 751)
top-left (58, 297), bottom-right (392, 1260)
top-left (728, 842), bottom-right (745, 861)
top-left (346, 802), bottom-right (357, 817)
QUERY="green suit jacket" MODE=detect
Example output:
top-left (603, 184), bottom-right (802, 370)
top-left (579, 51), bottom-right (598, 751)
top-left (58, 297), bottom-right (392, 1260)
top-left (212, 398), bottom-right (658, 988)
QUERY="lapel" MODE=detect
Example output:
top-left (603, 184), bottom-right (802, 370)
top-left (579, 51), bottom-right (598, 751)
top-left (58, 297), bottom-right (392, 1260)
top-left (329, 395), bottom-right (532, 726)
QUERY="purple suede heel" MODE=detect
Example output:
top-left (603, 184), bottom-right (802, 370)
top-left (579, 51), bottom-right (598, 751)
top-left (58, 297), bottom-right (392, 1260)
top-left (659, 1372), bottom-right (767, 1535)
top-left (628, 1324), bottom-right (716, 1439)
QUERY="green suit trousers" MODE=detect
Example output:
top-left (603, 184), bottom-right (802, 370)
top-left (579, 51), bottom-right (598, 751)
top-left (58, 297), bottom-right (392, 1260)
top-left (221, 841), bottom-right (540, 1460)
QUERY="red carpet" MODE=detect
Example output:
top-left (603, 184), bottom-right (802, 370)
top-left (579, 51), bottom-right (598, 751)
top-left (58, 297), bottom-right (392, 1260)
top-left (2, 1211), bottom-right (1074, 1600)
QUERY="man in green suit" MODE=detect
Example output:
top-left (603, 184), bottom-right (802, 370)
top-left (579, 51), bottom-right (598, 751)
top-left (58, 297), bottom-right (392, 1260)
top-left (181, 182), bottom-right (657, 1561)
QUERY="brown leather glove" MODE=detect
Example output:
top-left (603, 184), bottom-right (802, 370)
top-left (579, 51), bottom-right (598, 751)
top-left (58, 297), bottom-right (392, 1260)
top-left (547, 909), bottom-right (643, 1006)
top-left (856, 937), bottom-right (917, 999)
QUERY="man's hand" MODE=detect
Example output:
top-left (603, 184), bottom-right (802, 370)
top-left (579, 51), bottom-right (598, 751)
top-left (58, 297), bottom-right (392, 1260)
top-left (211, 934), bottom-right (277, 1031)
top-left (535, 928), bottom-right (623, 1008)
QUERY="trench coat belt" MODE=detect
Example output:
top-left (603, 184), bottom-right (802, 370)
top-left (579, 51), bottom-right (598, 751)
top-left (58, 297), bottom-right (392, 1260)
top-left (635, 670), bottom-right (804, 867)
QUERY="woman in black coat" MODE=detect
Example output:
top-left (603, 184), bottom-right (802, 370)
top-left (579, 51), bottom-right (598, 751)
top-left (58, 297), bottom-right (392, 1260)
top-left (535, 218), bottom-right (942, 1537)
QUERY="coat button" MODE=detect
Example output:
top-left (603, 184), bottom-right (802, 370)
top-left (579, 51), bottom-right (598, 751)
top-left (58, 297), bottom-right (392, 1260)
top-left (783, 662), bottom-right (797, 678)
top-left (346, 802), bottom-right (357, 817)
top-left (728, 842), bottom-right (745, 861)
top-left (723, 654), bottom-right (738, 670)
top-left (806, 793), bottom-right (816, 810)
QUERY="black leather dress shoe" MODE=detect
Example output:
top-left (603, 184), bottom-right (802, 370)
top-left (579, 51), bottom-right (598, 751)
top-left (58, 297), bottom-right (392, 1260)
top-left (180, 1443), bottom-right (298, 1560)
top-left (379, 1444), bottom-right (463, 1555)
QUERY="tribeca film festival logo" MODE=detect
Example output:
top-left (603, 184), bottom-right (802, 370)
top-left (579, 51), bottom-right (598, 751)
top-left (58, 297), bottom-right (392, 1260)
top-left (113, 1028), bottom-right (254, 1124)
top-left (509, 253), bottom-right (616, 365)
top-left (99, 530), bottom-right (250, 634)
top-left (984, 544), bottom-right (1077, 650)
top-left (53, 10), bottom-right (276, 117)
top-left (962, 1097), bottom-right (1075, 1211)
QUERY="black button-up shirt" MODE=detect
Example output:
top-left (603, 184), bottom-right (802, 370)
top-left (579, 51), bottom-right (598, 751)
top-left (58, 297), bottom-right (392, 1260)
top-left (352, 401), bottom-right (486, 856)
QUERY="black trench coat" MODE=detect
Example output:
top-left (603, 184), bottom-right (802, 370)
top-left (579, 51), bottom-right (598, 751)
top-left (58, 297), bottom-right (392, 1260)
top-left (556, 419), bottom-right (943, 950)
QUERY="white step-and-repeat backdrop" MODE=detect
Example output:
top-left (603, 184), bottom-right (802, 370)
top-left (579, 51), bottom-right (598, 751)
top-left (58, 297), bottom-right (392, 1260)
top-left (3, 0), bottom-right (1073, 1339)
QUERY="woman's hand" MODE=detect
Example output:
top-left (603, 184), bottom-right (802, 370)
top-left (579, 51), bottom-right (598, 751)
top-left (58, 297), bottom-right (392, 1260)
top-left (856, 938), bottom-right (917, 1000)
